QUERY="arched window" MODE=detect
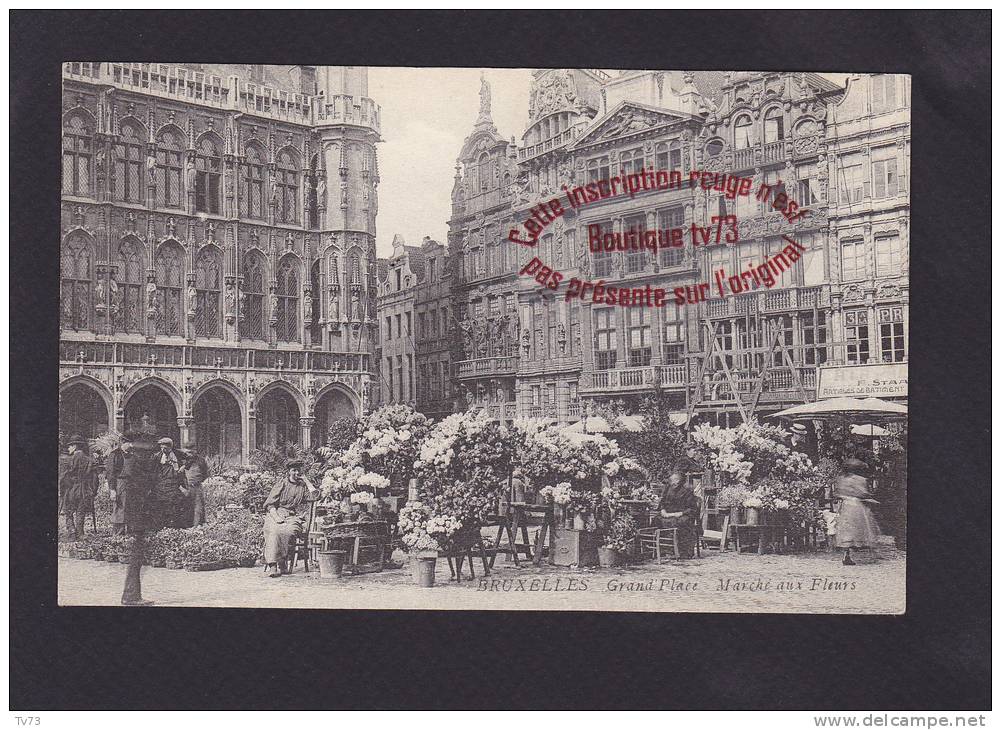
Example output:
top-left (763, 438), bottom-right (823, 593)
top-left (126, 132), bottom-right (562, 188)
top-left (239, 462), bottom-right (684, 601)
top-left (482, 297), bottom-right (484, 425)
top-left (276, 149), bottom-right (299, 224)
top-left (240, 251), bottom-right (266, 340)
top-left (764, 108), bottom-right (785, 143)
top-left (619, 148), bottom-right (644, 176)
top-left (240, 144), bottom-right (266, 219)
top-left (656, 140), bottom-right (683, 173)
top-left (275, 257), bottom-right (300, 342)
top-left (113, 121), bottom-right (145, 203)
top-left (328, 251), bottom-right (340, 288)
top-left (478, 153), bottom-right (490, 191)
top-left (62, 113), bottom-right (92, 197)
top-left (155, 242), bottom-right (184, 335)
top-left (115, 237), bottom-right (145, 333)
top-left (156, 128), bottom-right (183, 209)
top-left (194, 136), bottom-right (222, 214)
top-left (61, 234), bottom-right (93, 331)
top-left (734, 115), bottom-right (753, 150)
top-left (194, 247), bottom-right (222, 337)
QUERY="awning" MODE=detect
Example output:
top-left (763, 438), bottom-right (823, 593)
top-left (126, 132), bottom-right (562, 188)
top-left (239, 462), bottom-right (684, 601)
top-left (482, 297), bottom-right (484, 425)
top-left (772, 397), bottom-right (908, 422)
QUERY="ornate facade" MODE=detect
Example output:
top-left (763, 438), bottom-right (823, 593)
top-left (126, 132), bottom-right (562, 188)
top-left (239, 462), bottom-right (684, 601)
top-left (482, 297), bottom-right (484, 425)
top-left (442, 70), bottom-right (909, 427)
top-left (59, 63), bottom-right (382, 460)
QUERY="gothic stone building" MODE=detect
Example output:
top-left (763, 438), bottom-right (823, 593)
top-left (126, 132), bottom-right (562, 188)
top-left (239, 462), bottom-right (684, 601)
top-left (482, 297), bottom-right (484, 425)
top-left (60, 63), bottom-right (382, 460)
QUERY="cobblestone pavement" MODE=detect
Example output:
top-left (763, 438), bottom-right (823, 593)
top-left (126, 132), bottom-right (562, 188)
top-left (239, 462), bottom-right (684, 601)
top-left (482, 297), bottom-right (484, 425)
top-left (59, 545), bottom-right (905, 614)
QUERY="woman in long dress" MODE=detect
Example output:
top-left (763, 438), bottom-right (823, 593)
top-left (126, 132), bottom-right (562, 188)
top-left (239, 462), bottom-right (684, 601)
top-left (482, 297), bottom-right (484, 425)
top-left (263, 460), bottom-right (319, 578)
top-left (834, 458), bottom-right (881, 565)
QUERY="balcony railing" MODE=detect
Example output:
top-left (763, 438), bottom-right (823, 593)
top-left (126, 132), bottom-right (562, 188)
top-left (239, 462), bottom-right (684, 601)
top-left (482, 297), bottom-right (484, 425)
top-left (63, 62), bottom-right (329, 126)
top-left (584, 365), bottom-right (686, 392)
top-left (763, 140), bottom-right (785, 162)
top-left (60, 340), bottom-right (369, 373)
top-left (705, 286), bottom-right (827, 318)
top-left (455, 356), bottom-right (518, 378)
top-left (733, 147), bottom-right (755, 170)
top-left (517, 127), bottom-right (581, 162)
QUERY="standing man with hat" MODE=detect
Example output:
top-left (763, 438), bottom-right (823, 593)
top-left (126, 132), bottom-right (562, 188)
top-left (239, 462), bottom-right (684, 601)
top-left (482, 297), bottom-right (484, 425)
top-left (119, 431), bottom-right (158, 606)
top-left (59, 435), bottom-right (97, 540)
top-left (788, 422), bottom-right (818, 463)
top-left (182, 441), bottom-right (209, 527)
top-left (149, 436), bottom-right (189, 529)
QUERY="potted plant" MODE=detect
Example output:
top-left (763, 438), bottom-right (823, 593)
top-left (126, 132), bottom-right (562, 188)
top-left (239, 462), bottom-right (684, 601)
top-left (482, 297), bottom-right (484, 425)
top-left (599, 514), bottom-right (637, 567)
top-left (743, 494), bottom-right (763, 526)
top-left (717, 485), bottom-right (751, 523)
top-left (398, 501), bottom-right (453, 588)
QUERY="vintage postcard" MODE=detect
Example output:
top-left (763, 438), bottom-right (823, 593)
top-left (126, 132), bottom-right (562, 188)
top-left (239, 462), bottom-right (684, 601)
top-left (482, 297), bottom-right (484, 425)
top-left (57, 64), bottom-right (908, 612)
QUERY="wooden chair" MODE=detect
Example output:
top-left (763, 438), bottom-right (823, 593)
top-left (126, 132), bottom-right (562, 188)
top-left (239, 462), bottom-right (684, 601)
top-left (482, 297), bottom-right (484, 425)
top-left (699, 514), bottom-right (731, 552)
top-left (637, 527), bottom-right (681, 563)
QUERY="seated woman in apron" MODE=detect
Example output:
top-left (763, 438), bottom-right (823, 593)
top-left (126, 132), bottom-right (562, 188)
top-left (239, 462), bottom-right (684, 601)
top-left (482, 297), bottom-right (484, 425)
top-left (263, 459), bottom-right (319, 578)
top-left (656, 471), bottom-right (701, 559)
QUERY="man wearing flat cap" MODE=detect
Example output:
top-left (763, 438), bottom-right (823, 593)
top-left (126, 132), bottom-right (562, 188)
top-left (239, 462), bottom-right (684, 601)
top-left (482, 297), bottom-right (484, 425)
top-left (148, 436), bottom-right (190, 529)
top-left (59, 435), bottom-right (97, 540)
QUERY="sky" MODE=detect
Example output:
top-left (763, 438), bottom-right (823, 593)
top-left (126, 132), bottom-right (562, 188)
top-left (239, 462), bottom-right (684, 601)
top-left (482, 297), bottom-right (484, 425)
top-left (368, 67), bottom-right (533, 256)
top-left (367, 68), bottom-right (850, 258)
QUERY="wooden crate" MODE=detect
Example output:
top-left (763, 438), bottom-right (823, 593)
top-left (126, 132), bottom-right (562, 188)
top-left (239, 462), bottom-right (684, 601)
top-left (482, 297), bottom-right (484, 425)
top-left (552, 527), bottom-right (599, 567)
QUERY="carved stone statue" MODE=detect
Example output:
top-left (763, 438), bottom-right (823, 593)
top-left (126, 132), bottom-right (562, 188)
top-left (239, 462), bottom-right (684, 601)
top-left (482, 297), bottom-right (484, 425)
top-left (187, 285), bottom-right (197, 315)
top-left (108, 278), bottom-right (118, 303)
top-left (95, 279), bottom-right (106, 306)
top-left (185, 158), bottom-right (196, 191)
top-left (328, 288), bottom-right (340, 320)
top-left (146, 281), bottom-right (157, 311)
top-left (225, 283), bottom-right (236, 315)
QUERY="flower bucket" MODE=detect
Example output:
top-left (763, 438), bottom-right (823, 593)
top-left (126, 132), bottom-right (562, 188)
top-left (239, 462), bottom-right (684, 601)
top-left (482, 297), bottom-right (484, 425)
top-left (598, 547), bottom-right (622, 568)
top-left (573, 513), bottom-right (587, 531)
top-left (745, 507), bottom-right (760, 526)
top-left (415, 556), bottom-right (437, 588)
top-left (318, 550), bottom-right (347, 579)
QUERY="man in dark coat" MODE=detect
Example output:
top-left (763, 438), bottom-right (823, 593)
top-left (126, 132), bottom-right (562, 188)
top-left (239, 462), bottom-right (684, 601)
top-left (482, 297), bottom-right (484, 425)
top-left (148, 437), bottom-right (190, 529)
top-left (105, 436), bottom-right (135, 535)
top-left (59, 435), bottom-right (97, 540)
top-left (120, 433), bottom-right (164, 606)
top-left (181, 441), bottom-right (209, 527)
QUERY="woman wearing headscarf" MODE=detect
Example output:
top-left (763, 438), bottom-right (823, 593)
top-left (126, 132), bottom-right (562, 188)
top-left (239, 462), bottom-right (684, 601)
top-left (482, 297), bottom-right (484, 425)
top-left (656, 470), bottom-right (701, 559)
top-left (834, 458), bottom-right (881, 565)
top-left (262, 460), bottom-right (319, 577)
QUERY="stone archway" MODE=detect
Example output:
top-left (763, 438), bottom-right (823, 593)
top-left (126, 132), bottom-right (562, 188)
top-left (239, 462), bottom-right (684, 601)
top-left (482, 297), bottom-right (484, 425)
top-left (193, 386), bottom-right (243, 462)
top-left (123, 383), bottom-right (180, 443)
top-left (256, 386), bottom-right (301, 449)
top-left (59, 381), bottom-right (110, 439)
top-left (312, 385), bottom-right (359, 448)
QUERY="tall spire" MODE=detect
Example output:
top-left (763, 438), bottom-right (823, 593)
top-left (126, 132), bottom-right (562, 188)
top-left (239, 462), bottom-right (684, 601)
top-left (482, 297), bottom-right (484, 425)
top-left (476, 72), bottom-right (492, 125)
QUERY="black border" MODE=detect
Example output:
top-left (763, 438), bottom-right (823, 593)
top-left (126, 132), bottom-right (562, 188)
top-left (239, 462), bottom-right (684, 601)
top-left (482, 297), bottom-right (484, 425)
top-left (11, 10), bottom-right (991, 710)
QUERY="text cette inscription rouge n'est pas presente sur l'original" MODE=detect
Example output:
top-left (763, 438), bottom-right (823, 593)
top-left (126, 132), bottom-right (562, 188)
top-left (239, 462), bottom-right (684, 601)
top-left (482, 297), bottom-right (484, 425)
top-left (507, 168), bottom-right (811, 306)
